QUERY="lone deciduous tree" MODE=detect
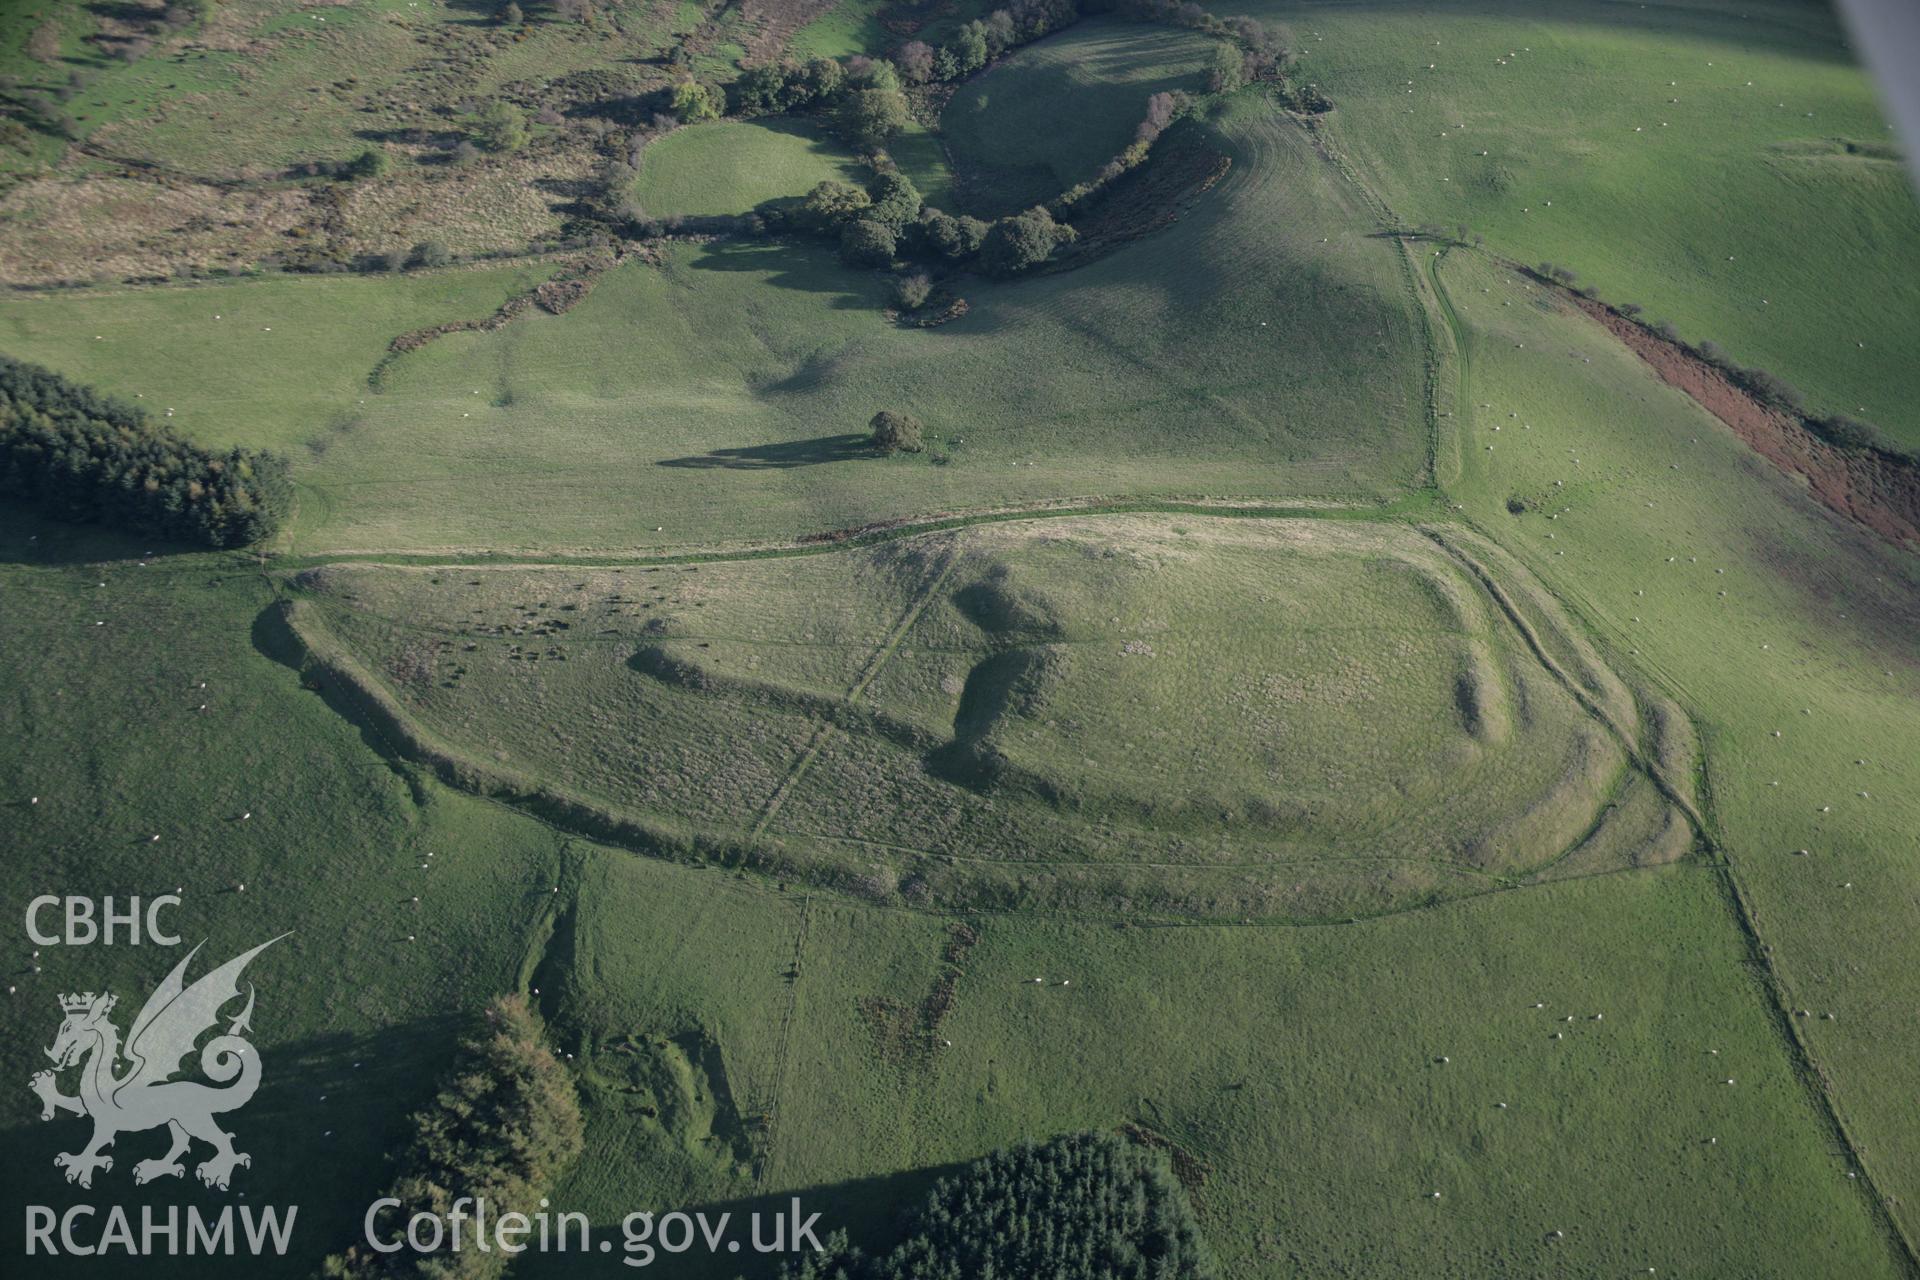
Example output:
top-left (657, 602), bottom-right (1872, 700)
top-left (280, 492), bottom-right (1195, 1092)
top-left (892, 271), bottom-right (933, 310)
top-left (869, 410), bottom-right (925, 454)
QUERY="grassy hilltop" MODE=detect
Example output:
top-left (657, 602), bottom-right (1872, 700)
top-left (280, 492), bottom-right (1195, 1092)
top-left (4, 0), bottom-right (1920, 1275)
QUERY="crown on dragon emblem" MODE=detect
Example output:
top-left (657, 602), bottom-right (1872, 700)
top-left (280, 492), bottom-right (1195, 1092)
top-left (30, 936), bottom-right (287, 1192)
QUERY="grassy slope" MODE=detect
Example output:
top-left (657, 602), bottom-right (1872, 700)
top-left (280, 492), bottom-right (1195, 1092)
top-left (0, 509), bottom-right (1896, 1277)
top-left (941, 17), bottom-right (1218, 217)
top-left (635, 119), bottom-right (869, 217)
top-left (249, 98), bottom-right (1420, 554)
top-left (517, 850), bottom-right (1903, 1279)
top-left (290, 514), bottom-right (1684, 921)
top-left (3, 40), bottom-right (1424, 556)
top-left (787, 0), bottom-right (995, 62)
top-left (2, 4), bottom-right (1916, 1274)
top-left (1258, 0), bottom-right (1920, 447)
top-left (1428, 245), bottom-right (1920, 1250)
top-left (0, 263), bottom-right (553, 453)
top-left (788, 0), bottom-right (897, 60)
top-left (0, 512), bottom-right (574, 1272)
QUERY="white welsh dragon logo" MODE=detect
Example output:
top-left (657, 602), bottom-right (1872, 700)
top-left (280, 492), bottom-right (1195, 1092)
top-left (28, 936), bottom-right (286, 1191)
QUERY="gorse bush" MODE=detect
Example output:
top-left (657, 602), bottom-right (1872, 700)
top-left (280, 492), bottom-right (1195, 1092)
top-left (0, 356), bottom-right (292, 548)
top-left (322, 995), bottom-right (584, 1279)
top-left (774, 1131), bottom-right (1217, 1280)
top-left (471, 100), bottom-right (528, 152)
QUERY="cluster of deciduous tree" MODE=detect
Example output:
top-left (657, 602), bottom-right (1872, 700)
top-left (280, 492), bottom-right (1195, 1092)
top-left (729, 0), bottom-right (1082, 150)
top-left (1115, 0), bottom-right (1290, 84)
top-left (0, 356), bottom-right (292, 548)
top-left (624, 0), bottom-right (1291, 283)
top-left (728, 56), bottom-right (913, 151)
top-left (789, 168), bottom-right (1073, 278)
top-left (785, 169), bottom-right (922, 264)
top-left (770, 1131), bottom-right (1217, 1280)
top-left (321, 995), bottom-right (585, 1279)
top-left (1054, 88), bottom-right (1191, 213)
top-left (894, 0), bottom-right (1079, 86)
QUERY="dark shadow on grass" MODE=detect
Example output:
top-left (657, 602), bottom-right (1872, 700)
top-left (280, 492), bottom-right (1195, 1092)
top-left (683, 237), bottom-right (877, 310)
top-left (440, 0), bottom-right (506, 25)
top-left (83, 1), bottom-right (157, 24)
top-left (746, 114), bottom-right (858, 166)
top-left (250, 602), bottom-right (412, 774)
top-left (518, 1159), bottom-right (972, 1280)
top-left (657, 434), bottom-right (874, 470)
top-left (0, 1017), bottom-right (463, 1273)
top-left (0, 507), bottom-right (196, 567)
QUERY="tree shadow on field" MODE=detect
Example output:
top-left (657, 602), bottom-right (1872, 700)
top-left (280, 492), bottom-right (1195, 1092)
top-left (748, 115), bottom-right (855, 164)
top-left (0, 507), bottom-right (197, 568)
top-left (657, 434), bottom-right (874, 470)
top-left (0, 1016), bottom-right (464, 1274)
top-left (685, 238), bottom-right (877, 310)
top-left (440, 0), bottom-right (506, 26)
top-left (524, 1160), bottom-right (972, 1279)
top-left (83, 1), bottom-right (156, 24)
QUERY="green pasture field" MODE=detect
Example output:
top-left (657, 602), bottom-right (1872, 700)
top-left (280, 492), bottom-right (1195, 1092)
top-left (788, 0), bottom-right (897, 61)
top-left (0, 262), bottom-right (553, 453)
top-left (0, 511), bottom-right (573, 1272)
top-left (285, 513), bottom-right (1694, 921)
top-left (0, 93), bottom-right (1425, 556)
top-left (634, 119), bottom-right (868, 218)
top-left (1253, 0), bottom-right (1920, 448)
top-left (787, 0), bottom-right (995, 62)
top-left (887, 118), bottom-right (959, 212)
top-left (940, 17), bottom-right (1218, 216)
top-left (4, 0), bottom-right (1920, 1273)
top-left (0, 508), bottom-right (1901, 1278)
top-left (1424, 244), bottom-right (1920, 1248)
top-left (293, 118), bottom-right (1420, 554)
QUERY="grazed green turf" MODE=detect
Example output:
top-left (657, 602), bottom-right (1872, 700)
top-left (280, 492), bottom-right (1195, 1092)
top-left (27, 97), bottom-right (1409, 555)
top-left (5, 1), bottom-right (1920, 1273)
top-left (634, 119), bottom-right (869, 218)
top-left (1251, 0), bottom-right (1920, 447)
top-left (1426, 243), bottom-right (1920, 1251)
top-left (787, 0), bottom-right (895, 61)
top-left (0, 510), bottom-right (1898, 1277)
top-left (287, 513), bottom-right (1692, 921)
top-left (941, 17), bottom-right (1218, 217)
top-left (0, 263), bottom-right (553, 453)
